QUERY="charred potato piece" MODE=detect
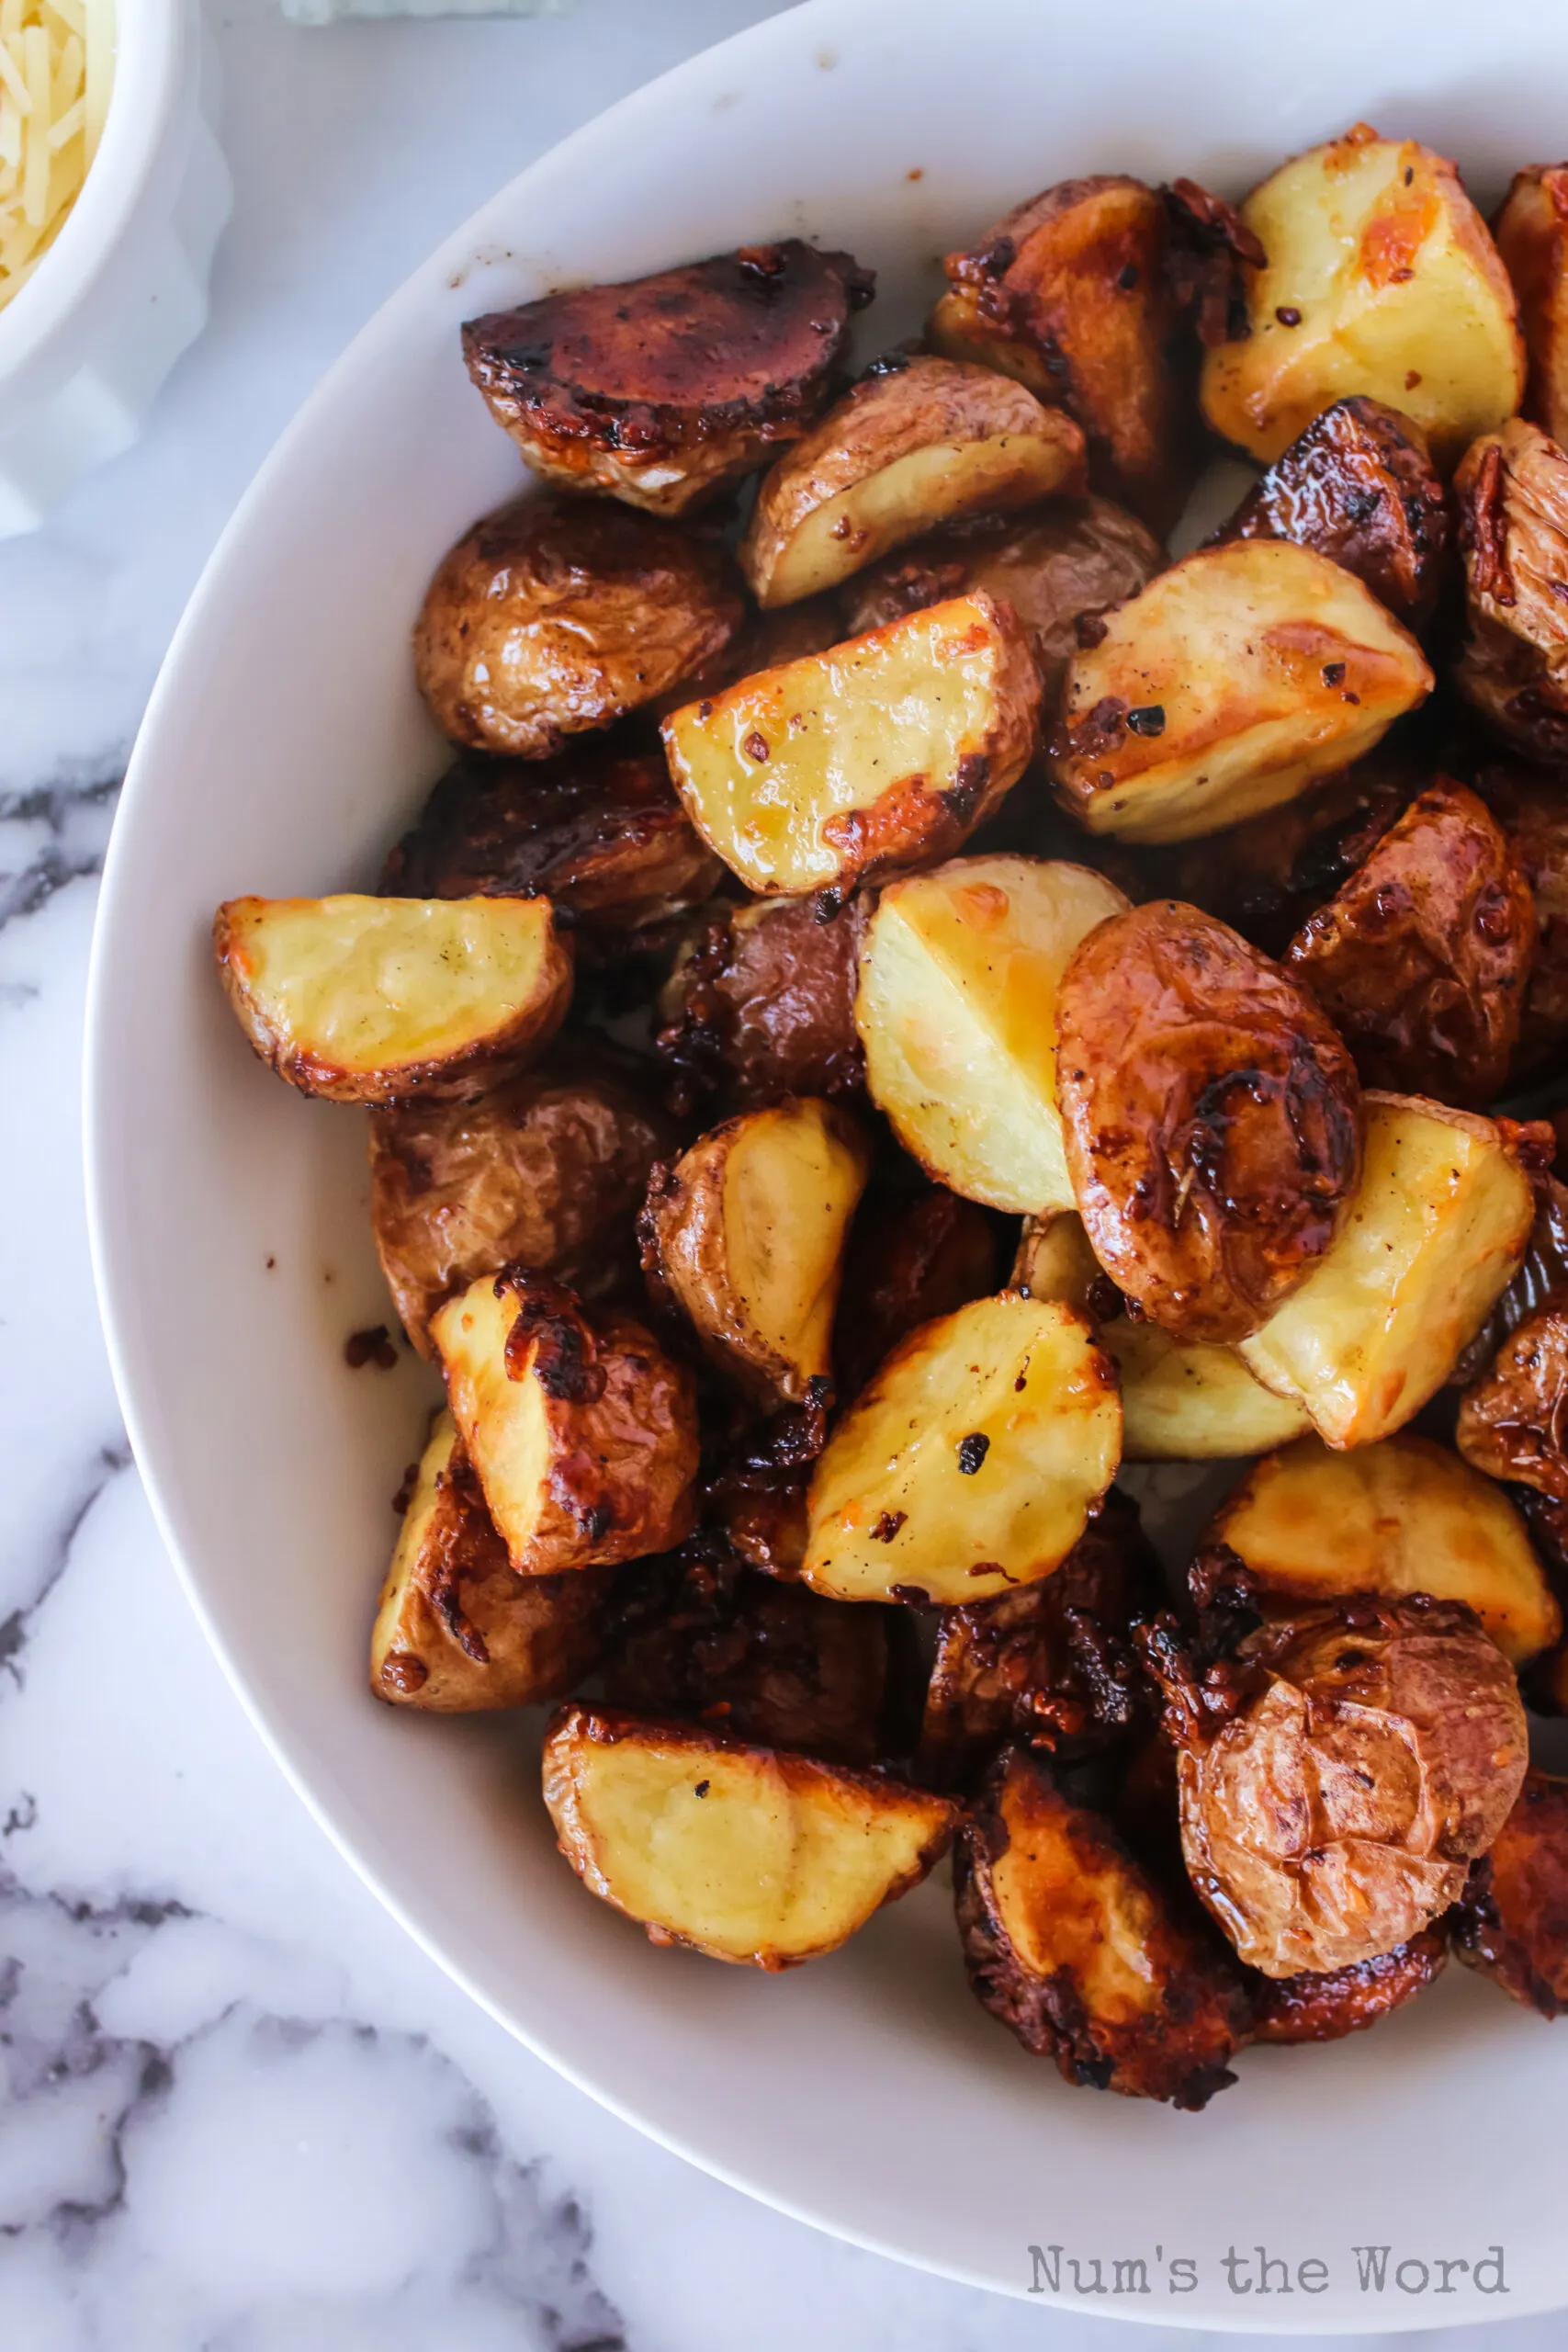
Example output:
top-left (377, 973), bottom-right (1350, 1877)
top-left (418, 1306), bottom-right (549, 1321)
top-left (698, 1403), bottom-right (820, 1581)
top-left (833, 1183), bottom-right (998, 1404)
top-left (1283, 778), bottom-right (1537, 1108)
top-left (1238, 1094), bottom-right (1537, 1447)
top-left (1249, 1929), bottom-right (1448, 2043)
top-left (1456, 419), bottom-right (1568, 762)
top-left (541, 1703), bottom-right (955, 1967)
top-left (431, 1272), bottom-right (698, 1573)
top-left (1494, 168), bottom-right (1568, 451)
top-left (1213, 396), bottom-right (1450, 628)
top-left (1473, 763), bottom-right (1568, 1083)
top-left (1053, 540), bottom-right (1432, 843)
top-left (371, 1412), bottom-right (607, 1709)
top-left (1457, 1295), bottom-right (1568, 1524)
top-left (656, 894), bottom-right (866, 1111)
top-left (1056, 901), bottom-right (1364, 1344)
top-left (661, 593), bottom-right (1041, 897)
top-left (368, 1056), bottom-right (674, 1354)
top-left (413, 494), bottom-right (743, 760)
top-left (1201, 125), bottom-right (1525, 468)
top-left (932, 176), bottom-right (1195, 532)
top-left (1451, 1170), bottom-right (1568, 1385)
top-left (955, 1750), bottom-right (1251, 2107)
top-left (857, 856), bottom-right (1129, 1215)
top-left (460, 243), bottom-right (871, 515)
top-left (213, 894), bottom-right (572, 1107)
top-left (919, 1489), bottom-right (1162, 1786)
top-left (1199, 1431), bottom-right (1560, 1667)
top-left (1145, 1595), bottom-right (1529, 1975)
top-left (739, 357), bottom-right (1086, 607)
top-left (640, 1098), bottom-right (871, 1406)
top-left (1452, 1769), bottom-right (1568, 2016)
top-left (801, 1293), bottom-right (1122, 1606)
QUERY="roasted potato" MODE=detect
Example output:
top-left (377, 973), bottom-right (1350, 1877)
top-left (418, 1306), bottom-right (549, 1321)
top-left (955, 1750), bottom-right (1251, 2107)
top-left (1237, 1093), bottom-right (1537, 1447)
top-left (1283, 778), bottom-right (1537, 1107)
top-left (1052, 540), bottom-right (1433, 842)
top-left (1196, 1431), bottom-right (1561, 1666)
top-left (800, 1293), bottom-right (1122, 1606)
top-left (833, 1182), bottom-right (998, 1404)
top-left (1452, 1769), bottom-right (1568, 2016)
top-left (1457, 1295), bottom-right (1568, 1530)
top-left (213, 894), bottom-right (572, 1107)
top-left (1010, 1205), bottom-right (1118, 1317)
top-left (431, 1272), bottom-right (698, 1573)
top-left (1473, 763), bottom-right (1568, 1083)
top-left (857, 855), bottom-right (1129, 1216)
top-left (661, 593), bottom-right (1041, 897)
top-left (413, 493), bottom-right (744, 760)
top-left (1212, 396), bottom-right (1450, 628)
top-left (1143, 1595), bottom-right (1529, 1975)
top-left (655, 893), bottom-right (867, 1111)
top-left (371, 1411), bottom-right (607, 1709)
top-left (698, 1402), bottom-right (819, 1582)
top-left (367, 1054), bottom-right (674, 1353)
top-left (931, 176), bottom-right (1195, 531)
top-left (739, 356), bottom-right (1086, 607)
top-left (1451, 1168), bottom-right (1568, 1386)
top-left (1494, 168), bottom-right (1568, 451)
top-left (918, 1489), bottom-right (1162, 1786)
top-left (843, 497), bottom-right (1162, 710)
top-left (1055, 901), bottom-right (1364, 1344)
top-left (1456, 419), bottom-right (1568, 762)
top-left (640, 1098), bottom-right (871, 1406)
top-left (1201, 125), bottom-right (1525, 469)
top-left (541, 1703), bottom-right (955, 1967)
top-left (1248, 1930), bottom-right (1448, 2043)
top-left (460, 243), bottom-right (873, 515)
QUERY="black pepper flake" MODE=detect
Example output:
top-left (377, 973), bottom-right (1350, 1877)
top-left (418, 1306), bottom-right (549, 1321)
top-left (743, 730), bottom-right (770, 762)
top-left (870, 1510), bottom-right (907, 1544)
top-left (957, 1432), bottom-right (990, 1475)
top-left (1125, 704), bottom-right (1166, 737)
top-left (1275, 305), bottom-right (1302, 326)
top-left (694, 1780), bottom-right (710, 1798)
top-left (1117, 262), bottom-right (1139, 290)
top-left (1322, 661), bottom-right (1347, 687)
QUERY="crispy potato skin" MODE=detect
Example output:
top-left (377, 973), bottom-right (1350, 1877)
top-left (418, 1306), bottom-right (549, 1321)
top-left (1055, 901), bottom-right (1364, 1343)
top-left (1456, 419), bottom-right (1568, 761)
top-left (1457, 1295), bottom-right (1568, 1516)
top-left (955, 1751), bottom-right (1252, 2107)
top-left (656, 894), bottom-right (867, 1113)
top-left (833, 1183), bottom-right (998, 1404)
top-left (1451, 1170), bottom-right (1568, 1386)
top-left (1473, 763), bottom-right (1568, 1082)
top-left (739, 357), bottom-right (1087, 607)
top-left (934, 176), bottom-right (1195, 532)
top-left (1248, 1929), bottom-right (1448, 2043)
top-left (1283, 779), bottom-right (1537, 1107)
top-left (843, 496), bottom-right (1162, 711)
top-left (368, 1057), bottom-right (675, 1354)
top-left (1213, 396), bottom-right (1450, 627)
top-left (460, 243), bottom-right (872, 514)
top-left (1494, 168), bottom-right (1568, 451)
top-left (413, 494), bottom-right (744, 759)
top-left (1452, 1769), bottom-right (1568, 2015)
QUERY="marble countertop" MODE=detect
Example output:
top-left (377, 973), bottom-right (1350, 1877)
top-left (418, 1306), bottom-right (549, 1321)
top-left (1, 2), bottom-right (1564, 2343)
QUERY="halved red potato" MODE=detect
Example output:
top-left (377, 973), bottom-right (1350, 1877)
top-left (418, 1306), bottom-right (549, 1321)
top-left (1495, 166), bottom-right (1568, 450)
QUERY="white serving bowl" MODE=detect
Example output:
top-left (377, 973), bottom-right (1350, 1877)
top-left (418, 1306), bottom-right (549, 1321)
top-left (86, 0), bottom-right (1568, 2324)
top-left (0, 0), bottom-right (229, 535)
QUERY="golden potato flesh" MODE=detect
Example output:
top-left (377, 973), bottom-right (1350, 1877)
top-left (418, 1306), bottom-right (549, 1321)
top-left (801, 1293), bottom-right (1122, 1606)
top-left (1495, 167), bottom-right (1568, 451)
top-left (640, 1098), bottom-right (872, 1406)
top-left (431, 1274), bottom-right (698, 1573)
top-left (856, 856), bottom-right (1129, 1215)
top-left (1201, 124), bottom-right (1525, 468)
top-left (739, 356), bottom-right (1086, 607)
top-left (661, 593), bottom-right (1041, 897)
top-left (371, 1412), bottom-right (607, 1710)
top-left (213, 895), bottom-right (572, 1106)
top-left (1052, 540), bottom-right (1432, 843)
top-left (1455, 419), bottom-right (1568, 763)
top-left (1201, 1431), bottom-right (1560, 1666)
top-left (1238, 1094), bottom-right (1537, 1448)
top-left (541, 1703), bottom-right (955, 1968)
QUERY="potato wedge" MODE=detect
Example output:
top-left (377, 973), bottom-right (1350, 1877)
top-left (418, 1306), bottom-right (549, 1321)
top-left (1456, 1297), bottom-right (1568, 1548)
top-left (1199, 1431), bottom-right (1560, 1666)
top-left (834, 1182), bottom-right (997, 1402)
top-left (1201, 125), bottom-right (1525, 468)
top-left (656, 893), bottom-right (867, 1110)
top-left (541, 1703), bottom-right (955, 1967)
top-left (800, 1293), bottom-right (1121, 1606)
top-left (739, 357), bottom-right (1086, 608)
top-left (1455, 419), bottom-right (1568, 762)
top-left (1249, 1931), bottom-right (1448, 2043)
top-left (856, 855), bottom-right (1129, 1216)
top-left (1052, 539), bottom-right (1433, 843)
top-left (661, 593), bottom-right (1041, 897)
top-left (213, 894), bottom-right (572, 1106)
top-left (1475, 762), bottom-right (1568, 1083)
top-left (413, 493), bottom-right (743, 759)
top-left (1493, 169), bottom-right (1568, 450)
top-left (1452, 1768), bottom-right (1568, 2017)
top-left (640, 1098), bottom-right (871, 1406)
top-left (1237, 1093), bottom-right (1537, 1447)
top-left (431, 1273), bottom-right (698, 1573)
top-left (371, 1412), bottom-right (608, 1709)
top-left (460, 242), bottom-right (873, 514)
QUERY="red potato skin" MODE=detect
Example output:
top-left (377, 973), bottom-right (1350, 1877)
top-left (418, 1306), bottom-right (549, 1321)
top-left (1455, 420), bottom-right (1568, 763)
top-left (1247, 1929), bottom-right (1449, 2042)
top-left (1473, 762), bottom-right (1568, 1084)
top-left (655, 895), bottom-right (868, 1114)
top-left (831, 1184), bottom-right (998, 1405)
top-left (1452, 1769), bottom-right (1568, 2015)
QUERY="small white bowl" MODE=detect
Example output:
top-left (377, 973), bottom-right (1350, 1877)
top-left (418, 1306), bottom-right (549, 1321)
top-left (0, 0), bottom-right (229, 536)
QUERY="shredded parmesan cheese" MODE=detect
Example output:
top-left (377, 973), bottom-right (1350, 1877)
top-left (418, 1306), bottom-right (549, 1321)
top-left (0, 0), bottom-right (111, 314)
